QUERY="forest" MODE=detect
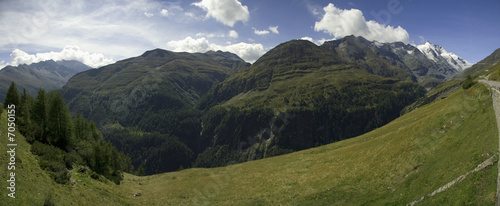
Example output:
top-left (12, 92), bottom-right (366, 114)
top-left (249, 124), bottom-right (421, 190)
top-left (2, 82), bottom-right (132, 184)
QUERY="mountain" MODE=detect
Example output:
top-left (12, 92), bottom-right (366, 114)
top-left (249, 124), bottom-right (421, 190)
top-left (0, 60), bottom-right (91, 101)
top-left (454, 48), bottom-right (500, 79)
top-left (321, 36), bottom-right (471, 88)
top-left (62, 49), bottom-right (249, 174)
top-left (62, 37), bottom-right (471, 174)
top-left (195, 39), bottom-right (425, 167)
top-left (2, 78), bottom-right (495, 205)
top-left (417, 41), bottom-right (472, 72)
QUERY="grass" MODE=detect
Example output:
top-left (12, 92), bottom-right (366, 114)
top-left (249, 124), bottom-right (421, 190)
top-left (0, 83), bottom-right (497, 205)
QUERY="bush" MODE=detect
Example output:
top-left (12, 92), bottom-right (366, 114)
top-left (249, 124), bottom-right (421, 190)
top-left (31, 141), bottom-right (70, 184)
top-left (462, 75), bottom-right (476, 89)
top-left (43, 194), bottom-right (55, 206)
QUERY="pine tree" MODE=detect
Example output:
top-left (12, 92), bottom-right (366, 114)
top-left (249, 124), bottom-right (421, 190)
top-left (32, 89), bottom-right (49, 143)
top-left (19, 88), bottom-right (34, 142)
top-left (73, 113), bottom-right (90, 141)
top-left (47, 91), bottom-right (73, 150)
top-left (137, 165), bottom-right (145, 176)
top-left (4, 82), bottom-right (20, 109)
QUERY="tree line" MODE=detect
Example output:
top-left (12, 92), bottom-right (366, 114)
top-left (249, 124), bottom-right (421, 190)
top-left (3, 82), bottom-right (132, 184)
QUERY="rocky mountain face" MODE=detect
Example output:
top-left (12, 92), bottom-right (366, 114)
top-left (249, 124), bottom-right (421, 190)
top-left (322, 36), bottom-right (471, 88)
top-left (0, 60), bottom-right (91, 101)
top-left (417, 41), bottom-right (472, 72)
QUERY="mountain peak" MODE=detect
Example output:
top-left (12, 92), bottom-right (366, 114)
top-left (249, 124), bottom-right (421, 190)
top-left (140, 48), bottom-right (173, 58)
top-left (416, 41), bottom-right (471, 71)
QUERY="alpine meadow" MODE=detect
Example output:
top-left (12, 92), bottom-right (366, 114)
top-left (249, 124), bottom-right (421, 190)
top-left (1, 0), bottom-right (500, 205)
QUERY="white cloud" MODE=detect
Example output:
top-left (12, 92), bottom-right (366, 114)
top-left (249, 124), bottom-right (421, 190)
top-left (314, 3), bottom-right (409, 43)
top-left (6, 45), bottom-right (114, 68)
top-left (229, 30), bottom-right (238, 38)
top-left (192, 0), bottom-right (249, 27)
top-left (269, 25), bottom-right (279, 34)
top-left (300, 36), bottom-right (314, 42)
top-left (253, 27), bottom-right (270, 35)
top-left (167, 36), bottom-right (265, 63)
top-left (418, 35), bottom-right (426, 44)
top-left (0, 0), bottom-right (187, 62)
top-left (144, 12), bottom-right (154, 17)
top-left (160, 9), bottom-right (169, 16)
top-left (299, 36), bottom-right (335, 45)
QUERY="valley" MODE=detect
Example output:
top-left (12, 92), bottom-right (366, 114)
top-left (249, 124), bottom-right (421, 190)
top-left (1, 36), bottom-right (499, 205)
top-left (0, 76), bottom-right (497, 205)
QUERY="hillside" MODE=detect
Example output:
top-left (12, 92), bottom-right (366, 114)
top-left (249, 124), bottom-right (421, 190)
top-left (0, 60), bottom-right (91, 101)
top-left (455, 48), bottom-right (500, 80)
top-left (322, 36), bottom-right (470, 88)
top-left (1, 80), bottom-right (496, 205)
top-left (197, 39), bottom-right (425, 167)
top-left (61, 38), bottom-right (473, 175)
top-left (62, 49), bottom-right (249, 174)
top-left (0, 60), bottom-right (91, 102)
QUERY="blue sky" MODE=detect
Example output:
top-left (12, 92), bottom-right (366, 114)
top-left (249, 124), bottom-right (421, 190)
top-left (0, 0), bottom-right (498, 68)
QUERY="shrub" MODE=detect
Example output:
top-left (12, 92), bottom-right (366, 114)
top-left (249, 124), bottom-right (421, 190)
top-left (462, 75), bottom-right (476, 89)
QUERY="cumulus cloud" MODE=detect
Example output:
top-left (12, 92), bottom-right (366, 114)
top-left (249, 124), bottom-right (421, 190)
top-left (192, 0), bottom-right (249, 27)
top-left (300, 36), bottom-right (314, 42)
top-left (314, 3), bottom-right (409, 43)
top-left (299, 36), bottom-right (335, 45)
top-left (167, 36), bottom-right (265, 63)
top-left (253, 27), bottom-right (270, 35)
top-left (269, 26), bottom-right (279, 34)
top-left (6, 45), bottom-right (114, 68)
top-left (229, 30), bottom-right (238, 38)
top-left (160, 9), bottom-right (169, 16)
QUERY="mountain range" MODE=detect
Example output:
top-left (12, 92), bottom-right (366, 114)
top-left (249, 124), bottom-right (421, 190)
top-left (60, 35), bottom-right (474, 174)
top-left (0, 60), bottom-right (91, 101)
top-left (0, 35), bottom-right (474, 175)
top-left (2, 40), bottom-right (499, 205)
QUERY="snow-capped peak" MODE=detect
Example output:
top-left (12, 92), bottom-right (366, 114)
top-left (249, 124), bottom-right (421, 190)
top-left (416, 41), bottom-right (472, 71)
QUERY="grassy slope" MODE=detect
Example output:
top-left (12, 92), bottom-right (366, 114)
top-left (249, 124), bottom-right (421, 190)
top-left (0, 83), bottom-right (497, 205)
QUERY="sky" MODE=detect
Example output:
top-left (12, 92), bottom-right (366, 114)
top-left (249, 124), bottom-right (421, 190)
top-left (0, 0), bottom-right (499, 69)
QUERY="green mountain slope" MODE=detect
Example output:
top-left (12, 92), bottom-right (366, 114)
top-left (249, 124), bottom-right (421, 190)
top-left (198, 39), bottom-right (426, 166)
top-left (0, 60), bottom-right (91, 102)
top-left (455, 48), bottom-right (500, 79)
top-left (1, 79), bottom-right (496, 205)
top-left (62, 49), bottom-right (249, 174)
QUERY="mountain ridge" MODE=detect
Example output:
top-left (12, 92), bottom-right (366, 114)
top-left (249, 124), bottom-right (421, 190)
top-left (61, 37), bottom-right (474, 174)
top-left (0, 60), bottom-right (91, 101)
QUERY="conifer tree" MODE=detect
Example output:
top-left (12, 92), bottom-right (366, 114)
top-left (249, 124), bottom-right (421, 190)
top-left (32, 89), bottom-right (49, 142)
top-left (73, 113), bottom-right (90, 141)
top-left (4, 82), bottom-right (20, 108)
top-left (47, 90), bottom-right (73, 150)
top-left (19, 88), bottom-right (34, 141)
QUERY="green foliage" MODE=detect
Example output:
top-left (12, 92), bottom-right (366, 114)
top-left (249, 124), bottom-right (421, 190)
top-left (462, 75), bottom-right (476, 90)
top-left (31, 141), bottom-right (70, 184)
top-left (137, 165), bottom-right (145, 176)
top-left (15, 88), bottom-right (131, 184)
top-left (43, 194), bottom-right (55, 206)
top-left (31, 89), bottom-right (49, 143)
top-left (3, 82), bottom-right (20, 108)
top-left (104, 129), bottom-right (194, 175)
top-left (47, 90), bottom-right (73, 150)
top-left (19, 88), bottom-right (34, 142)
top-left (193, 145), bottom-right (241, 168)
